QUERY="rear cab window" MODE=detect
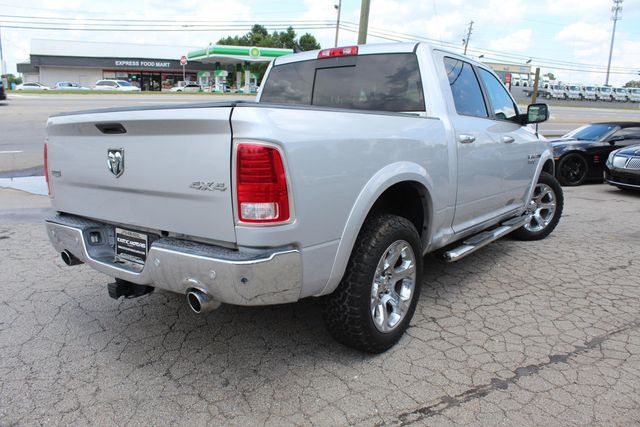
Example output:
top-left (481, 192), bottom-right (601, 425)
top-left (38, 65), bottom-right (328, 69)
top-left (260, 53), bottom-right (425, 113)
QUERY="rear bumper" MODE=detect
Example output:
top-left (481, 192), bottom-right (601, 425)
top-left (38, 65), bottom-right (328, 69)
top-left (45, 214), bottom-right (303, 306)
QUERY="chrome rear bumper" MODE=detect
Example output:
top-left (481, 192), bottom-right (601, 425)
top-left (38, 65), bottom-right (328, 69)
top-left (45, 214), bottom-right (302, 306)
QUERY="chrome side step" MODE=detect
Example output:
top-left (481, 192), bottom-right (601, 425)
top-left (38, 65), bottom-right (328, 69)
top-left (443, 215), bottom-right (530, 262)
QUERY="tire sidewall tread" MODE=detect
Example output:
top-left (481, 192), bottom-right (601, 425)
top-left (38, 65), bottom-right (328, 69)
top-left (323, 214), bottom-right (423, 353)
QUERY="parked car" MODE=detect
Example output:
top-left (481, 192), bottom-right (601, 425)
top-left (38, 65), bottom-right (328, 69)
top-left (169, 83), bottom-right (201, 92)
top-left (628, 88), bottom-right (640, 103)
top-left (565, 84), bottom-right (582, 100)
top-left (94, 80), bottom-right (141, 91)
top-left (611, 87), bottom-right (629, 102)
top-left (15, 82), bottom-right (51, 90)
top-left (53, 81), bottom-right (90, 90)
top-left (551, 122), bottom-right (640, 186)
top-left (605, 144), bottom-right (640, 191)
top-left (545, 84), bottom-right (567, 100)
top-left (0, 80), bottom-right (5, 100)
top-left (581, 85), bottom-right (598, 101)
top-left (596, 86), bottom-right (613, 102)
top-left (44, 42), bottom-right (562, 353)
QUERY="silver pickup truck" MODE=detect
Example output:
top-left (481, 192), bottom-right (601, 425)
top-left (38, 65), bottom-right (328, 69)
top-left (44, 43), bottom-right (563, 353)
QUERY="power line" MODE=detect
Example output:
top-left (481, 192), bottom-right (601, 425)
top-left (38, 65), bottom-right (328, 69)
top-left (339, 21), bottom-right (639, 72)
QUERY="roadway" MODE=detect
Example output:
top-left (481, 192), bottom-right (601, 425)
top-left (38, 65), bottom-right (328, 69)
top-left (1, 92), bottom-right (638, 176)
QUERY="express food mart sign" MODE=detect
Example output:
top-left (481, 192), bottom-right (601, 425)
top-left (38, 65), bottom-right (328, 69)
top-left (114, 60), bottom-right (171, 68)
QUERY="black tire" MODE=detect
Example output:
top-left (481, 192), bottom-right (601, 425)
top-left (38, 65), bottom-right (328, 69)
top-left (557, 153), bottom-right (588, 186)
top-left (323, 214), bottom-right (423, 353)
top-left (512, 172), bottom-right (563, 241)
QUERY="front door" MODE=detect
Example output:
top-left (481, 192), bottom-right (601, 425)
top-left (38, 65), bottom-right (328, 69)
top-left (441, 56), bottom-right (507, 233)
top-left (476, 67), bottom-right (538, 211)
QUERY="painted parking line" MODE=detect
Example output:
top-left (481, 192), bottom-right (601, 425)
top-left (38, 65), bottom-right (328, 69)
top-left (0, 151), bottom-right (24, 154)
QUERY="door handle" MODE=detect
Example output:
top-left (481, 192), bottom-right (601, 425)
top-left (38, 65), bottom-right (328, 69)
top-left (458, 134), bottom-right (476, 144)
top-left (502, 136), bottom-right (515, 144)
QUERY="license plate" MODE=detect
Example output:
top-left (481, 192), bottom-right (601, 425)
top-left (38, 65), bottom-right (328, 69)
top-left (115, 228), bottom-right (148, 265)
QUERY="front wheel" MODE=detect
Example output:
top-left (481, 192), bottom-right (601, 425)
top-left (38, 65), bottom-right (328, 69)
top-left (557, 153), bottom-right (588, 186)
top-left (323, 214), bottom-right (423, 353)
top-left (512, 172), bottom-right (563, 241)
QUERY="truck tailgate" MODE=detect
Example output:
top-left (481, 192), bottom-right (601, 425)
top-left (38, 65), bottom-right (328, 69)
top-left (46, 106), bottom-right (236, 243)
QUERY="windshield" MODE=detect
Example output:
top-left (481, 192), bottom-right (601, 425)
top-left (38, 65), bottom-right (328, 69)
top-left (117, 81), bottom-right (132, 86)
top-left (600, 87), bottom-right (611, 93)
top-left (630, 89), bottom-right (640, 94)
top-left (585, 86), bottom-right (595, 91)
top-left (614, 88), bottom-right (625, 93)
top-left (562, 124), bottom-right (618, 141)
top-left (569, 85), bottom-right (579, 90)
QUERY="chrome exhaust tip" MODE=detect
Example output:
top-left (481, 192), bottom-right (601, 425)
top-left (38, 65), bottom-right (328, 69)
top-left (61, 250), bottom-right (83, 266)
top-left (186, 288), bottom-right (220, 314)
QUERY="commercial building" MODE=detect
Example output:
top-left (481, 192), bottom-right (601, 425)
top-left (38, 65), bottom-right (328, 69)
top-left (16, 39), bottom-right (291, 91)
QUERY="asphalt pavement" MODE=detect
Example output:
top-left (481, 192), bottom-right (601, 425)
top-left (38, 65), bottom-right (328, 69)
top-left (1, 183), bottom-right (639, 425)
top-left (1, 92), bottom-right (638, 176)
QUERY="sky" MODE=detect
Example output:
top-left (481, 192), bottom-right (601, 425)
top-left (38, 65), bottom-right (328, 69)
top-left (0, 0), bottom-right (639, 86)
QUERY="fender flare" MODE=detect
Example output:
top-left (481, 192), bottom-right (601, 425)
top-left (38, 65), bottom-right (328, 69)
top-left (320, 161), bottom-right (435, 296)
top-left (525, 149), bottom-right (556, 202)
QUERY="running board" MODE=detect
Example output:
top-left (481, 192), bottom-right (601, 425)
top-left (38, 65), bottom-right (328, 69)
top-left (443, 215), bottom-right (530, 262)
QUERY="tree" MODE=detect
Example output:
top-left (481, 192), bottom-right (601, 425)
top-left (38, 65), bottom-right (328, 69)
top-left (217, 25), bottom-right (322, 84)
top-left (298, 33), bottom-right (321, 51)
top-left (624, 80), bottom-right (640, 88)
top-left (4, 73), bottom-right (22, 85)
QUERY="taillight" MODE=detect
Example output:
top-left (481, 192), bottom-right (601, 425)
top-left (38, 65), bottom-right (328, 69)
top-left (44, 143), bottom-right (52, 198)
top-left (318, 46), bottom-right (358, 59)
top-left (236, 143), bottom-right (290, 224)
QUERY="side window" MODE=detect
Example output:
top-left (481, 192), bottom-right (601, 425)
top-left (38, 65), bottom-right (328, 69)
top-left (612, 127), bottom-right (640, 145)
top-left (478, 68), bottom-right (518, 121)
top-left (443, 57), bottom-right (487, 117)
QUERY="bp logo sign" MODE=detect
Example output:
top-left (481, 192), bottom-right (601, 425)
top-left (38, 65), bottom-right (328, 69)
top-left (249, 47), bottom-right (261, 58)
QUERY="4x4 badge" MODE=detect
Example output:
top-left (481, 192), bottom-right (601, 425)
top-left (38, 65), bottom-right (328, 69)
top-left (107, 149), bottom-right (124, 178)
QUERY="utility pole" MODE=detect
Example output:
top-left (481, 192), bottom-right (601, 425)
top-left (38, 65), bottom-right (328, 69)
top-left (463, 20), bottom-right (474, 55)
top-left (531, 67), bottom-right (541, 104)
top-left (605, 0), bottom-right (623, 86)
top-left (334, 0), bottom-right (342, 47)
top-left (358, 0), bottom-right (371, 45)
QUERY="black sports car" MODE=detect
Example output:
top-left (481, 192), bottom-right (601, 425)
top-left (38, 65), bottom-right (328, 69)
top-left (604, 144), bottom-right (640, 191)
top-left (550, 122), bottom-right (640, 186)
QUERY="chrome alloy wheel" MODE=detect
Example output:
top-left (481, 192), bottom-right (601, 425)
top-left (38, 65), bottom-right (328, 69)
top-left (370, 240), bottom-right (417, 333)
top-left (524, 183), bottom-right (556, 233)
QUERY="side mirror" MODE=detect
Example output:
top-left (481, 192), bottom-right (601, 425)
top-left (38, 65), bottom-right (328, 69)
top-left (526, 103), bottom-right (549, 124)
top-left (607, 135), bottom-right (624, 144)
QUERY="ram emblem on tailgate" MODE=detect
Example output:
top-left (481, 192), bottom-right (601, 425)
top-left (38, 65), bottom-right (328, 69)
top-left (107, 149), bottom-right (125, 178)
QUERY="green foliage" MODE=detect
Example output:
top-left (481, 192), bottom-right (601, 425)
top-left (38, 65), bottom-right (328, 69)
top-left (4, 73), bottom-right (22, 85)
top-left (217, 24), bottom-right (320, 51)
top-left (624, 80), bottom-right (640, 88)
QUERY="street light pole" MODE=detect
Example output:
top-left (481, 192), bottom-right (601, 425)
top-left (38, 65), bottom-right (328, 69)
top-left (605, 0), bottom-right (623, 86)
top-left (334, 0), bottom-right (342, 48)
top-left (0, 26), bottom-right (6, 77)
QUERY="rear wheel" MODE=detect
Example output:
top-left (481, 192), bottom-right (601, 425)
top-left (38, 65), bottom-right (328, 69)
top-left (557, 153), bottom-right (588, 186)
top-left (512, 172), bottom-right (563, 241)
top-left (323, 214), bottom-right (422, 353)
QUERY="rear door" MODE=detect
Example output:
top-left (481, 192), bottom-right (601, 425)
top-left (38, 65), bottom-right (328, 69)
top-left (47, 106), bottom-right (236, 243)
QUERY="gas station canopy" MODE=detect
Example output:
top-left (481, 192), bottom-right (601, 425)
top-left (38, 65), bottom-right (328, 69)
top-left (187, 45), bottom-right (294, 65)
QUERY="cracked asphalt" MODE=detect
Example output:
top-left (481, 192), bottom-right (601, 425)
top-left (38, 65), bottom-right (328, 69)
top-left (1, 184), bottom-right (639, 426)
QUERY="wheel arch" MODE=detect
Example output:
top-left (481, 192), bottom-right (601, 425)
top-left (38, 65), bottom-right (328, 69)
top-left (320, 162), bottom-right (434, 296)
